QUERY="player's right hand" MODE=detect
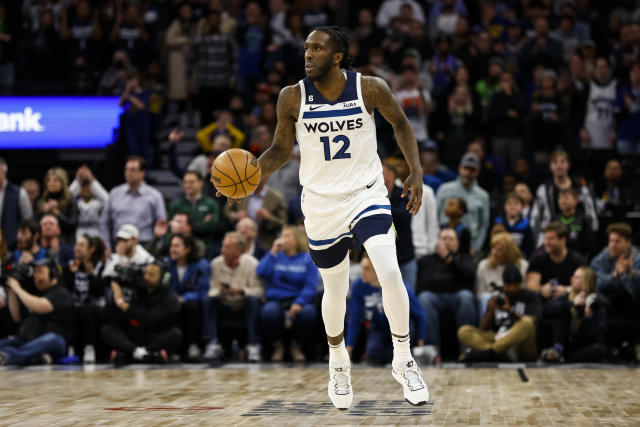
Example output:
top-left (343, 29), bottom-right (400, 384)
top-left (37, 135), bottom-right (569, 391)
top-left (215, 191), bottom-right (245, 205)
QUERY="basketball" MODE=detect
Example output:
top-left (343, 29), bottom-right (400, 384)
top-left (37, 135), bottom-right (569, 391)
top-left (210, 148), bottom-right (262, 198)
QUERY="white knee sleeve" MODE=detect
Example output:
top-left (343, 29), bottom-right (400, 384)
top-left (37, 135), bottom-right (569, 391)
top-left (363, 239), bottom-right (410, 336)
top-left (320, 254), bottom-right (350, 337)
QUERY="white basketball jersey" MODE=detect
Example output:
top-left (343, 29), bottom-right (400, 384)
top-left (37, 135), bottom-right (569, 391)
top-left (584, 79), bottom-right (617, 149)
top-left (295, 70), bottom-right (382, 196)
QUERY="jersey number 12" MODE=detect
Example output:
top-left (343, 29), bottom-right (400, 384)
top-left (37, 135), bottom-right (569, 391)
top-left (321, 135), bottom-right (351, 161)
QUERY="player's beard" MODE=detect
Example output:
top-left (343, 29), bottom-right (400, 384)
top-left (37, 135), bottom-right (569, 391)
top-left (307, 60), bottom-right (333, 82)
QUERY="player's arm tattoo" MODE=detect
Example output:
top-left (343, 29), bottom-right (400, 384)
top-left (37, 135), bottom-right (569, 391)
top-left (362, 76), bottom-right (423, 215)
top-left (258, 85), bottom-right (299, 178)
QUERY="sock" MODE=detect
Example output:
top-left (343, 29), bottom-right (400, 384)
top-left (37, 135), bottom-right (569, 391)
top-left (133, 347), bottom-right (149, 361)
top-left (320, 255), bottom-right (350, 337)
top-left (392, 334), bottom-right (412, 364)
top-left (328, 340), bottom-right (349, 366)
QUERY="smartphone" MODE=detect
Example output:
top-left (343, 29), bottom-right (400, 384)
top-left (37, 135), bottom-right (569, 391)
top-left (550, 279), bottom-right (558, 288)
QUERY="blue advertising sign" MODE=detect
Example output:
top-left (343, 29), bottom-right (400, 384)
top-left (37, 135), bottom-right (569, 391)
top-left (0, 97), bottom-right (122, 149)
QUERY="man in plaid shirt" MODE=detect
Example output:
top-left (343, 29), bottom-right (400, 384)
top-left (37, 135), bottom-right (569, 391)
top-left (187, 9), bottom-right (237, 126)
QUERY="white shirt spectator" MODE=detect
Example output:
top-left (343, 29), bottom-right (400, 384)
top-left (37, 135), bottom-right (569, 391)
top-left (411, 183), bottom-right (439, 257)
top-left (70, 179), bottom-right (109, 241)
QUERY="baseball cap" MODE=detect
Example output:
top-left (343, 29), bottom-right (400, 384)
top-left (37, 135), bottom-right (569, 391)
top-left (502, 263), bottom-right (523, 284)
top-left (116, 224), bottom-right (139, 240)
top-left (459, 153), bottom-right (480, 170)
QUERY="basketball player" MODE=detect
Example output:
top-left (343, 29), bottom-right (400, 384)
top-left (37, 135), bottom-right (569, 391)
top-left (253, 27), bottom-right (428, 408)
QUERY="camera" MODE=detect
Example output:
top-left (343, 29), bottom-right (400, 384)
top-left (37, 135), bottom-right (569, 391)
top-left (113, 264), bottom-right (146, 288)
top-left (0, 262), bottom-right (35, 286)
top-left (490, 282), bottom-right (506, 308)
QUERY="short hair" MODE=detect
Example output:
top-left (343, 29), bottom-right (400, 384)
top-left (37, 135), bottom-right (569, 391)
top-left (19, 218), bottom-right (41, 236)
top-left (172, 211), bottom-right (194, 228)
top-left (543, 221), bottom-right (569, 239)
top-left (126, 156), bottom-right (146, 171)
top-left (183, 170), bottom-right (202, 181)
top-left (550, 148), bottom-right (570, 164)
top-left (606, 222), bottom-right (632, 240)
top-left (504, 192), bottom-right (523, 204)
top-left (225, 231), bottom-right (247, 252)
top-left (558, 188), bottom-right (578, 199)
top-left (313, 26), bottom-right (353, 70)
top-left (448, 197), bottom-right (467, 214)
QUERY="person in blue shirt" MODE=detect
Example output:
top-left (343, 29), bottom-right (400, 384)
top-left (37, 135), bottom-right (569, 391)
top-left (167, 233), bottom-right (210, 359)
top-left (346, 254), bottom-right (427, 365)
top-left (494, 192), bottom-right (535, 258)
top-left (257, 225), bottom-right (319, 363)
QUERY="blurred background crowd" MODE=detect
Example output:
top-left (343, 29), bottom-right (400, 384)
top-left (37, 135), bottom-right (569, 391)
top-left (0, 0), bottom-right (640, 366)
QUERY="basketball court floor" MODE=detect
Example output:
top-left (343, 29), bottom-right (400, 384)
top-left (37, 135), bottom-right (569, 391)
top-left (2, 363), bottom-right (639, 425)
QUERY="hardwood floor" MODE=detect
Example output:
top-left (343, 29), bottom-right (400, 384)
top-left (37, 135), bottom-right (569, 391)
top-left (1, 364), bottom-right (639, 426)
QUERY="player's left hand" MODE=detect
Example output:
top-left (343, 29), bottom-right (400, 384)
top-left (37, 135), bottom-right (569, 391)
top-left (402, 171), bottom-right (422, 216)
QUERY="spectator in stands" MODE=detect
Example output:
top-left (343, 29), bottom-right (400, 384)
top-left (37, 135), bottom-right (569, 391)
top-left (235, 217), bottom-right (267, 260)
top-left (420, 143), bottom-right (443, 192)
top-left (30, 9), bottom-right (65, 94)
top-left (0, 259), bottom-right (73, 366)
top-left (59, 0), bottom-right (102, 79)
top-left (120, 72), bottom-right (151, 164)
top-left (429, 36), bottom-right (459, 97)
top-left (102, 261), bottom-right (182, 365)
top-left (62, 235), bottom-right (106, 364)
top-left (528, 69), bottom-right (566, 154)
top-left (197, 110), bottom-right (246, 151)
top-left (165, 2), bottom-right (197, 118)
top-left (412, 176), bottom-right (439, 259)
top-left (188, 9), bottom-right (236, 125)
top-left (417, 228), bottom-right (476, 358)
top-left (102, 224), bottom-right (155, 282)
top-left (346, 253), bottom-right (426, 365)
top-left (488, 71), bottom-right (525, 170)
top-left (150, 211), bottom-right (205, 259)
top-left (0, 2), bottom-right (14, 94)
top-left (168, 171), bottom-right (221, 257)
top-left (520, 17), bottom-right (563, 74)
top-left (437, 153), bottom-right (490, 254)
top-left (69, 165), bottom-right (109, 241)
top-left (494, 192), bottom-right (535, 258)
top-left (475, 57), bottom-right (503, 124)
top-left (224, 178), bottom-right (286, 248)
top-left (100, 156), bottom-right (166, 250)
top-left (540, 266), bottom-right (607, 363)
top-left (393, 64), bottom-right (432, 147)
top-left (258, 226), bottom-right (318, 363)
top-left (109, 4), bottom-right (149, 70)
top-left (580, 57), bottom-right (617, 157)
top-left (40, 214), bottom-right (74, 270)
top-left (97, 50), bottom-right (135, 96)
top-left (592, 159), bottom-right (635, 216)
top-left (530, 149), bottom-right (598, 244)
top-left (476, 232), bottom-right (529, 319)
top-left (0, 158), bottom-right (32, 250)
top-left (36, 167), bottom-right (78, 245)
top-left (167, 234), bottom-right (210, 360)
top-left (7, 219), bottom-right (47, 265)
top-left (21, 179), bottom-right (41, 212)
top-left (555, 188), bottom-right (593, 257)
top-left (440, 196), bottom-right (471, 255)
top-left (459, 263), bottom-right (540, 362)
top-left (180, 133), bottom-right (232, 181)
top-left (514, 182), bottom-right (534, 223)
top-left (203, 232), bottom-right (263, 362)
top-left (616, 61), bottom-right (640, 157)
top-left (590, 223), bottom-right (640, 362)
top-left (383, 162), bottom-right (418, 292)
top-left (376, 0), bottom-right (426, 29)
top-left (466, 138), bottom-right (504, 197)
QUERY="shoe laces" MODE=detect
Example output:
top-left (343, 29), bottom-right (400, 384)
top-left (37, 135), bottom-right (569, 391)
top-left (399, 361), bottom-right (425, 391)
top-left (332, 366), bottom-right (351, 395)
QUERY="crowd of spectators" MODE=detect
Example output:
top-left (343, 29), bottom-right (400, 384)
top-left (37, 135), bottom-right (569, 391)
top-left (2, 0), bottom-right (640, 366)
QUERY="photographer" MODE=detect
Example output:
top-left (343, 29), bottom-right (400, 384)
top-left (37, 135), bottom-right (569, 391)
top-left (102, 224), bottom-right (154, 281)
top-left (62, 235), bottom-right (107, 364)
top-left (0, 259), bottom-right (74, 366)
top-left (101, 261), bottom-right (182, 365)
top-left (458, 264), bottom-right (540, 362)
top-left (540, 267), bottom-right (607, 363)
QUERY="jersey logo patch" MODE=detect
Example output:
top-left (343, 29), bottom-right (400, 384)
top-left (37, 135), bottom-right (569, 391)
top-left (309, 105), bottom-right (323, 111)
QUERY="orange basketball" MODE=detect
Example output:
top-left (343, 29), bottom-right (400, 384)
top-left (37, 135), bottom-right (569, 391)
top-left (210, 148), bottom-right (262, 198)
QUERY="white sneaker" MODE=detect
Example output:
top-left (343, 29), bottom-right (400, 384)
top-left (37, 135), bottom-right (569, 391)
top-left (203, 342), bottom-right (223, 360)
top-left (247, 344), bottom-right (261, 363)
top-left (188, 344), bottom-right (201, 359)
top-left (328, 363), bottom-right (353, 410)
top-left (83, 345), bottom-right (95, 364)
top-left (392, 359), bottom-right (429, 406)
